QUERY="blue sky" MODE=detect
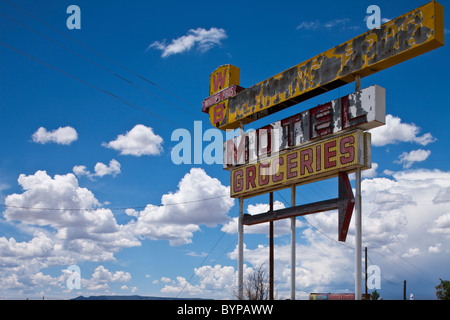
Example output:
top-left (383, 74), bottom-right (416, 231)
top-left (0, 0), bottom-right (449, 300)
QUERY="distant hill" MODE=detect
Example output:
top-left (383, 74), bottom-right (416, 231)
top-left (72, 295), bottom-right (206, 300)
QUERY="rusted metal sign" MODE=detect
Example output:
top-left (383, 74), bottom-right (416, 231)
top-left (230, 130), bottom-right (371, 198)
top-left (243, 172), bottom-right (355, 242)
top-left (204, 1), bottom-right (444, 130)
top-left (224, 85), bottom-right (385, 169)
top-left (309, 293), bottom-right (355, 300)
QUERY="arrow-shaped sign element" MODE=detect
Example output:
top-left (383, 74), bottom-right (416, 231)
top-left (243, 172), bottom-right (355, 242)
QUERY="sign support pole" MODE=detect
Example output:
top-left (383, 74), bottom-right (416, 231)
top-left (290, 186), bottom-right (296, 300)
top-left (354, 74), bottom-right (362, 301)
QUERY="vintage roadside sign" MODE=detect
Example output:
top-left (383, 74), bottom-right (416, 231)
top-left (203, 1), bottom-right (444, 130)
top-left (230, 130), bottom-right (371, 198)
top-left (224, 85), bottom-right (385, 169)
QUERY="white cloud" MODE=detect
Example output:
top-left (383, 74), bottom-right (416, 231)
top-left (395, 149), bottom-right (431, 168)
top-left (221, 200), bottom-right (292, 236)
top-left (217, 168), bottom-right (450, 299)
top-left (132, 168), bottom-right (234, 245)
top-left (370, 114), bottom-right (436, 146)
top-left (362, 162), bottom-right (378, 178)
top-left (31, 126), bottom-right (78, 145)
top-left (148, 27), bottom-right (227, 57)
top-left (73, 159), bottom-right (121, 179)
top-left (102, 124), bottom-right (163, 156)
top-left (296, 21), bottom-right (320, 30)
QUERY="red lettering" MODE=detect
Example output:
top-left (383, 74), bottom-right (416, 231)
top-left (246, 166), bottom-right (257, 190)
top-left (233, 169), bottom-right (243, 193)
top-left (286, 153), bottom-right (298, 179)
top-left (300, 149), bottom-right (313, 175)
top-left (324, 141), bottom-right (336, 169)
top-left (340, 136), bottom-right (355, 165)
top-left (213, 68), bottom-right (227, 92)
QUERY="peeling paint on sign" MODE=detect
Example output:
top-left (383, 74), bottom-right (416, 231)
top-left (206, 1), bottom-right (444, 130)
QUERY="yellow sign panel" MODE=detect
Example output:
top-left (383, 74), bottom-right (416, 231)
top-left (209, 64), bottom-right (240, 96)
top-left (208, 1), bottom-right (444, 130)
top-left (230, 130), bottom-right (371, 198)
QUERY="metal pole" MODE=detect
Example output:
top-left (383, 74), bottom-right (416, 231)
top-left (238, 197), bottom-right (244, 300)
top-left (355, 168), bottom-right (362, 300)
top-left (269, 192), bottom-right (274, 300)
top-left (403, 280), bottom-right (406, 300)
top-left (290, 186), bottom-right (296, 300)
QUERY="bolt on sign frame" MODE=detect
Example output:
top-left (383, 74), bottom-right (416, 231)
top-left (203, 1), bottom-right (444, 130)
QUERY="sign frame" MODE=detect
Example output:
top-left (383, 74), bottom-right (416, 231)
top-left (230, 130), bottom-right (371, 199)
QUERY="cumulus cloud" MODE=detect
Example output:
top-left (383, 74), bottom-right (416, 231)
top-left (102, 124), bottom-right (163, 156)
top-left (31, 126), bottom-right (78, 145)
top-left (370, 114), bottom-right (436, 146)
top-left (148, 27), bottom-right (227, 57)
top-left (395, 149), bottom-right (431, 168)
top-left (131, 168), bottom-right (234, 245)
top-left (73, 159), bottom-right (121, 179)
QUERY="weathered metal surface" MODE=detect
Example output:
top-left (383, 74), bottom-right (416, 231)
top-left (230, 130), bottom-right (371, 198)
top-left (209, 64), bottom-right (240, 96)
top-left (206, 1), bottom-right (444, 130)
top-left (223, 85), bottom-right (385, 169)
top-left (243, 172), bottom-right (354, 242)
